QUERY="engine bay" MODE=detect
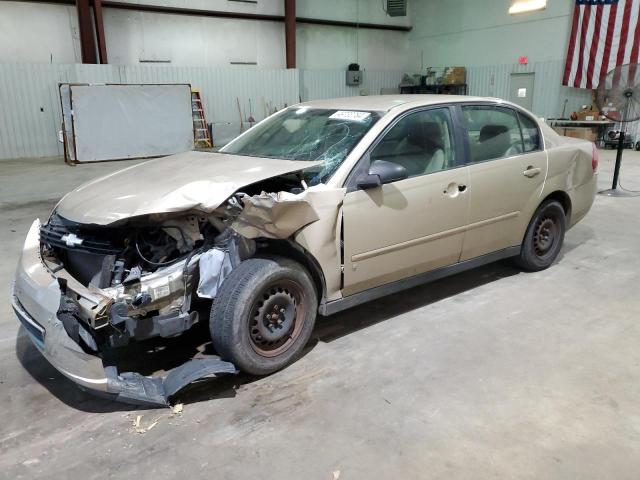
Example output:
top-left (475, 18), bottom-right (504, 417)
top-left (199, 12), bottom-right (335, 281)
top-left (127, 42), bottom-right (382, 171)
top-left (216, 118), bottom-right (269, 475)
top-left (36, 173), bottom-right (325, 358)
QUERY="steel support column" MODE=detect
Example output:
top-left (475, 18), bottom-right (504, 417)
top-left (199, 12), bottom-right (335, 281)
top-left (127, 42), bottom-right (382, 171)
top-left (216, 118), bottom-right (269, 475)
top-left (284, 0), bottom-right (296, 69)
top-left (76, 0), bottom-right (98, 63)
top-left (93, 0), bottom-right (108, 63)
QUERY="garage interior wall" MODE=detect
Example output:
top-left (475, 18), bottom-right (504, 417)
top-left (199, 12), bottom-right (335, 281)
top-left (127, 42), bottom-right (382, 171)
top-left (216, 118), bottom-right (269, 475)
top-left (409, 0), bottom-right (594, 119)
top-left (0, 0), bottom-right (617, 159)
top-left (0, 63), bottom-right (409, 159)
top-left (0, 0), bottom-right (410, 69)
top-left (0, 0), bottom-right (412, 159)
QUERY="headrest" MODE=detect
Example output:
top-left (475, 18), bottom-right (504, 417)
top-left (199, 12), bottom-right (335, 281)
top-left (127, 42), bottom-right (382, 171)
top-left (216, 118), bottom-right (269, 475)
top-left (422, 122), bottom-right (444, 150)
top-left (407, 121), bottom-right (444, 150)
top-left (479, 124), bottom-right (509, 142)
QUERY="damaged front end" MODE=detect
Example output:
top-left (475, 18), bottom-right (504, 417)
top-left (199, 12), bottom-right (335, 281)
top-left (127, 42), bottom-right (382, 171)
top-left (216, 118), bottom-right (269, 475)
top-left (13, 213), bottom-right (246, 405)
top-left (40, 211), bottom-right (254, 349)
top-left (13, 175), bottom-right (340, 406)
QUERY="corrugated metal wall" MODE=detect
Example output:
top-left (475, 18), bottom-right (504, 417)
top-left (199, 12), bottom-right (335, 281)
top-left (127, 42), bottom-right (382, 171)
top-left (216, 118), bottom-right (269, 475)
top-left (0, 63), bottom-right (300, 159)
top-left (299, 69), bottom-right (403, 100)
top-left (2, 61), bottom-right (634, 160)
top-left (0, 63), bottom-right (70, 159)
top-left (0, 63), bottom-right (405, 159)
top-left (466, 60), bottom-right (594, 119)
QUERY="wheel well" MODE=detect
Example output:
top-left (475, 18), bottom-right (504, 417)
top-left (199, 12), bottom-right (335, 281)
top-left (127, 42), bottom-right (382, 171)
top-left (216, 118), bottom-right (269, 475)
top-left (254, 239), bottom-right (326, 302)
top-left (541, 191), bottom-right (572, 222)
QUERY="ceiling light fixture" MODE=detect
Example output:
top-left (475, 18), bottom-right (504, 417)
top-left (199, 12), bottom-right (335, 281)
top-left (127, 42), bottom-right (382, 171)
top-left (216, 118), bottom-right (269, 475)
top-left (509, 0), bottom-right (547, 15)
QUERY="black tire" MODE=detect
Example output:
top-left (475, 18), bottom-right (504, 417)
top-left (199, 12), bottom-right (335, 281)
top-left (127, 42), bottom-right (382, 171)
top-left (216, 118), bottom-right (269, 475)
top-left (635, 141), bottom-right (640, 151)
top-left (210, 256), bottom-right (318, 375)
top-left (514, 200), bottom-right (566, 272)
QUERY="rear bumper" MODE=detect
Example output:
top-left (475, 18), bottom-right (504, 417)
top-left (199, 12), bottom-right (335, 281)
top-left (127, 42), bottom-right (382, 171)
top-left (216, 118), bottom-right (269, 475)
top-left (13, 219), bottom-right (109, 392)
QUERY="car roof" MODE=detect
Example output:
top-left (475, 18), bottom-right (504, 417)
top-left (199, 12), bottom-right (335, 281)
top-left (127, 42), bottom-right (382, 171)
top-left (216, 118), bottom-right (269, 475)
top-left (296, 94), bottom-right (497, 112)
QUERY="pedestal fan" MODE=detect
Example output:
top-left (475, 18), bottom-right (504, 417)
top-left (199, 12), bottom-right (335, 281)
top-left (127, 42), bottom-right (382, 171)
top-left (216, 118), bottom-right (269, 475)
top-left (596, 63), bottom-right (640, 196)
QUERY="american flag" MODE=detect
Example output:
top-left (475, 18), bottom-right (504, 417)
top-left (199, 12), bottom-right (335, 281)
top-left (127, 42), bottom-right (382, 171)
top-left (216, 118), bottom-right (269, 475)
top-left (563, 0), bottom-right (640, 89)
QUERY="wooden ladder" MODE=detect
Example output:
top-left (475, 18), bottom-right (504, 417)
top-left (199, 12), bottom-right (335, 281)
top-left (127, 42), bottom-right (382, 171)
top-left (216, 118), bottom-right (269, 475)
top-left (191, 89), bottom-right (213, 148)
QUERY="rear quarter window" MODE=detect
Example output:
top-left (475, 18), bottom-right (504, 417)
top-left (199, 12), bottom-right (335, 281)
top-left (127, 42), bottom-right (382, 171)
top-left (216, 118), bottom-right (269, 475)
top-left (518, 112), bottom-right (542, 152)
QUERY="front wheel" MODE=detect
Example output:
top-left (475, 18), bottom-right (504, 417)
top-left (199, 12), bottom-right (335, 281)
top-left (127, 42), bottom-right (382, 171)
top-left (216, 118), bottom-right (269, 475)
top-left (210, 256), bottom-right (318, 375)
top-left (514, 200), bottom-right (566, 272)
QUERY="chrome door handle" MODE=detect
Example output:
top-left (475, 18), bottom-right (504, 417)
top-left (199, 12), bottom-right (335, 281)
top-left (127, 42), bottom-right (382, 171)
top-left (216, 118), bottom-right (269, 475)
top-left (443, 182), bottom-right (467, 197)
top-left (523, 166), bottom-right (541, 178)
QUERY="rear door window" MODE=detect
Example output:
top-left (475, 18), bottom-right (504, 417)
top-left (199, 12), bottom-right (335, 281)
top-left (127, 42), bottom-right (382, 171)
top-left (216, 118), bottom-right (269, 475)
top-left (462, 106), bottom-right (524, 163)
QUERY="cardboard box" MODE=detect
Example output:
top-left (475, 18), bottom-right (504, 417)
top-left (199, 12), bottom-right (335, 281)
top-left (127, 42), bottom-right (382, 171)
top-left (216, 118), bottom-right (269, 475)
top-left (443, 67), bottom-right (466, 85)
top-left (553, 126), bottom-right (597, 142)
top-left (576, 109), bottom-right (600, 121)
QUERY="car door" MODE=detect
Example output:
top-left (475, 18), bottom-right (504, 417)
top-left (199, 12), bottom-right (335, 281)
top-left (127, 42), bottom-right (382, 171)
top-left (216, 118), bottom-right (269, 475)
top-left (458, 105), bottom-right (547, 261)
top-left (342, 106), bottom-right (471, 296)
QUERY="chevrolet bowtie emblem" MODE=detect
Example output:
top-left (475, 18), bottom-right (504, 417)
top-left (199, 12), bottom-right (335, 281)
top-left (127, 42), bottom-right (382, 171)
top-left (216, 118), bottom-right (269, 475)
top-left (61, 233), bottom-right (84, 248)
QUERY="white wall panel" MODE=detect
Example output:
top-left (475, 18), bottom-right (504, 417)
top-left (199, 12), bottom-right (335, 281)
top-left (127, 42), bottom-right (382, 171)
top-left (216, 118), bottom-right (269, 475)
top-left (0, 63), bottom-right (71, 159)
top-left (0, 3), bottom-right (80, 64)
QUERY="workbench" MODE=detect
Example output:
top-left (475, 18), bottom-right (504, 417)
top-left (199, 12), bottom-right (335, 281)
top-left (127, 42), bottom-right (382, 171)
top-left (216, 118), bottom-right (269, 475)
top-left (547, 119), bottom-right (614, 147)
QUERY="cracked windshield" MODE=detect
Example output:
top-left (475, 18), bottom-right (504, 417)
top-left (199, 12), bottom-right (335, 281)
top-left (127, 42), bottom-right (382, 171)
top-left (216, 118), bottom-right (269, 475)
top-left (220, 107), bottom-right (381, 185)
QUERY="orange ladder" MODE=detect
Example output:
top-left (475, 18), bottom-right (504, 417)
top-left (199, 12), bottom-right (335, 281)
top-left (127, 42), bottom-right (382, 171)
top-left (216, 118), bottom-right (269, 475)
top-left (191, 89), bottom-right (213, 148)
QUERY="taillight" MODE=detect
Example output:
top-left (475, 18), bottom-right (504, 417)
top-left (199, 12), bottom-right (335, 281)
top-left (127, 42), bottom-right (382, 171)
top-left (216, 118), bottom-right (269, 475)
top-left (592, 143), bottom-right (599, 172)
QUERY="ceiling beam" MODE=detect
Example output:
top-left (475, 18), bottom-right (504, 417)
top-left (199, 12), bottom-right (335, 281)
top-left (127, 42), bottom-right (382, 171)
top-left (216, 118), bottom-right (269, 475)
top-left (18, 0), bottom-right (412, 32)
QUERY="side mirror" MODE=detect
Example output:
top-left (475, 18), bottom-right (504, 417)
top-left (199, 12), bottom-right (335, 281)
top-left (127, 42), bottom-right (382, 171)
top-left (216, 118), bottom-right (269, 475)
top-left (356, 159), bottom-right (408, 190)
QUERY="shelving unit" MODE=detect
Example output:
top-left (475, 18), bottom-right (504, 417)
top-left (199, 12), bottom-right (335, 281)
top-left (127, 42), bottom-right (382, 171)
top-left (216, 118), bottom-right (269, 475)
top-left (399, 83), bottom-right (468, 95)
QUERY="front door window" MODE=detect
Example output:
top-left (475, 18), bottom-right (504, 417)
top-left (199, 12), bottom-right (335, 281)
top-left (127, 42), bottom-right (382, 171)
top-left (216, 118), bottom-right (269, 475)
top-left (370, 108), bottom-right (456, 177)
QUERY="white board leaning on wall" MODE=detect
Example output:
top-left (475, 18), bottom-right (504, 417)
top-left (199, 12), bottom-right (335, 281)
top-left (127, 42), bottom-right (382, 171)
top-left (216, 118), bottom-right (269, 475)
top-left (60, 83), bottom-right (194, 164)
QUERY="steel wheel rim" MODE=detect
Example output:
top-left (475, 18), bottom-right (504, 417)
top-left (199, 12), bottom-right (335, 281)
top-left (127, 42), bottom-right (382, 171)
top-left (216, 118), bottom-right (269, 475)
top-left (533, 216), bottom-right (558, 258)
top-left (248, 279), bottom-right (306, 358)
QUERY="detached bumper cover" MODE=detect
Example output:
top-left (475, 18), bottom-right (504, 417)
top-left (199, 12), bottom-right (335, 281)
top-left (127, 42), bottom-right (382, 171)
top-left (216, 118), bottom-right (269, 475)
top-left (13, 219), bottom-right (237, 406)
top-left (104, 359), bottom-right (238, 406)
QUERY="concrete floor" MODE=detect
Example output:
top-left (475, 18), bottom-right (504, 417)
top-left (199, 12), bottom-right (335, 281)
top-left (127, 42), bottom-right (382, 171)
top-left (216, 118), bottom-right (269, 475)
top-left (1, 151), bottom-right (640, 479)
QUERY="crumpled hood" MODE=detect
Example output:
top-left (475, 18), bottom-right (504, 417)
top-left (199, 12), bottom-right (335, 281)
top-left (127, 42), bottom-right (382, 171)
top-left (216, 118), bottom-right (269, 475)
top-left (55, 151), bottom-right (321, 225)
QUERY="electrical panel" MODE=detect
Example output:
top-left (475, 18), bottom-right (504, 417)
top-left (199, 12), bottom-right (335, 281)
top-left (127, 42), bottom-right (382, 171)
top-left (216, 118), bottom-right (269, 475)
top-left (346, 70), bottom-right (362, 86)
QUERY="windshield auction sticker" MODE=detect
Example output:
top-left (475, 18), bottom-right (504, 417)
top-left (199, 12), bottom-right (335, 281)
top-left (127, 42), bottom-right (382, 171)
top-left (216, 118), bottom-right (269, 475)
top-left (329, 111), bottom-right (371, 122)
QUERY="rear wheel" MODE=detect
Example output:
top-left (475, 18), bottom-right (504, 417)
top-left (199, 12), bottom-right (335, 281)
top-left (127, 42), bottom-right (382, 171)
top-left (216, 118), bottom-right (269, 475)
top-left (210, 256), bottom-right (318, 375)
top-left (514, 200), bottom-right (566, 272)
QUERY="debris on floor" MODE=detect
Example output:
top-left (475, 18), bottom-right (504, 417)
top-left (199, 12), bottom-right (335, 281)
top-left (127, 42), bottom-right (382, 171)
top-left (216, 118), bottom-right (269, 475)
top-left (126, 403), bottom-right (185, 434)
top-left (130, 414), bottom-right (160, 434)
top-left (171, 403), bottom-right (184, 416)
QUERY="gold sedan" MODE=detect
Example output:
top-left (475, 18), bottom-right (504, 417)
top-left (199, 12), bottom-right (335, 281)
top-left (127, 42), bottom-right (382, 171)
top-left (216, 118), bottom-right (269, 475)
top-left (13, 95), bottom-right (597, 404)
